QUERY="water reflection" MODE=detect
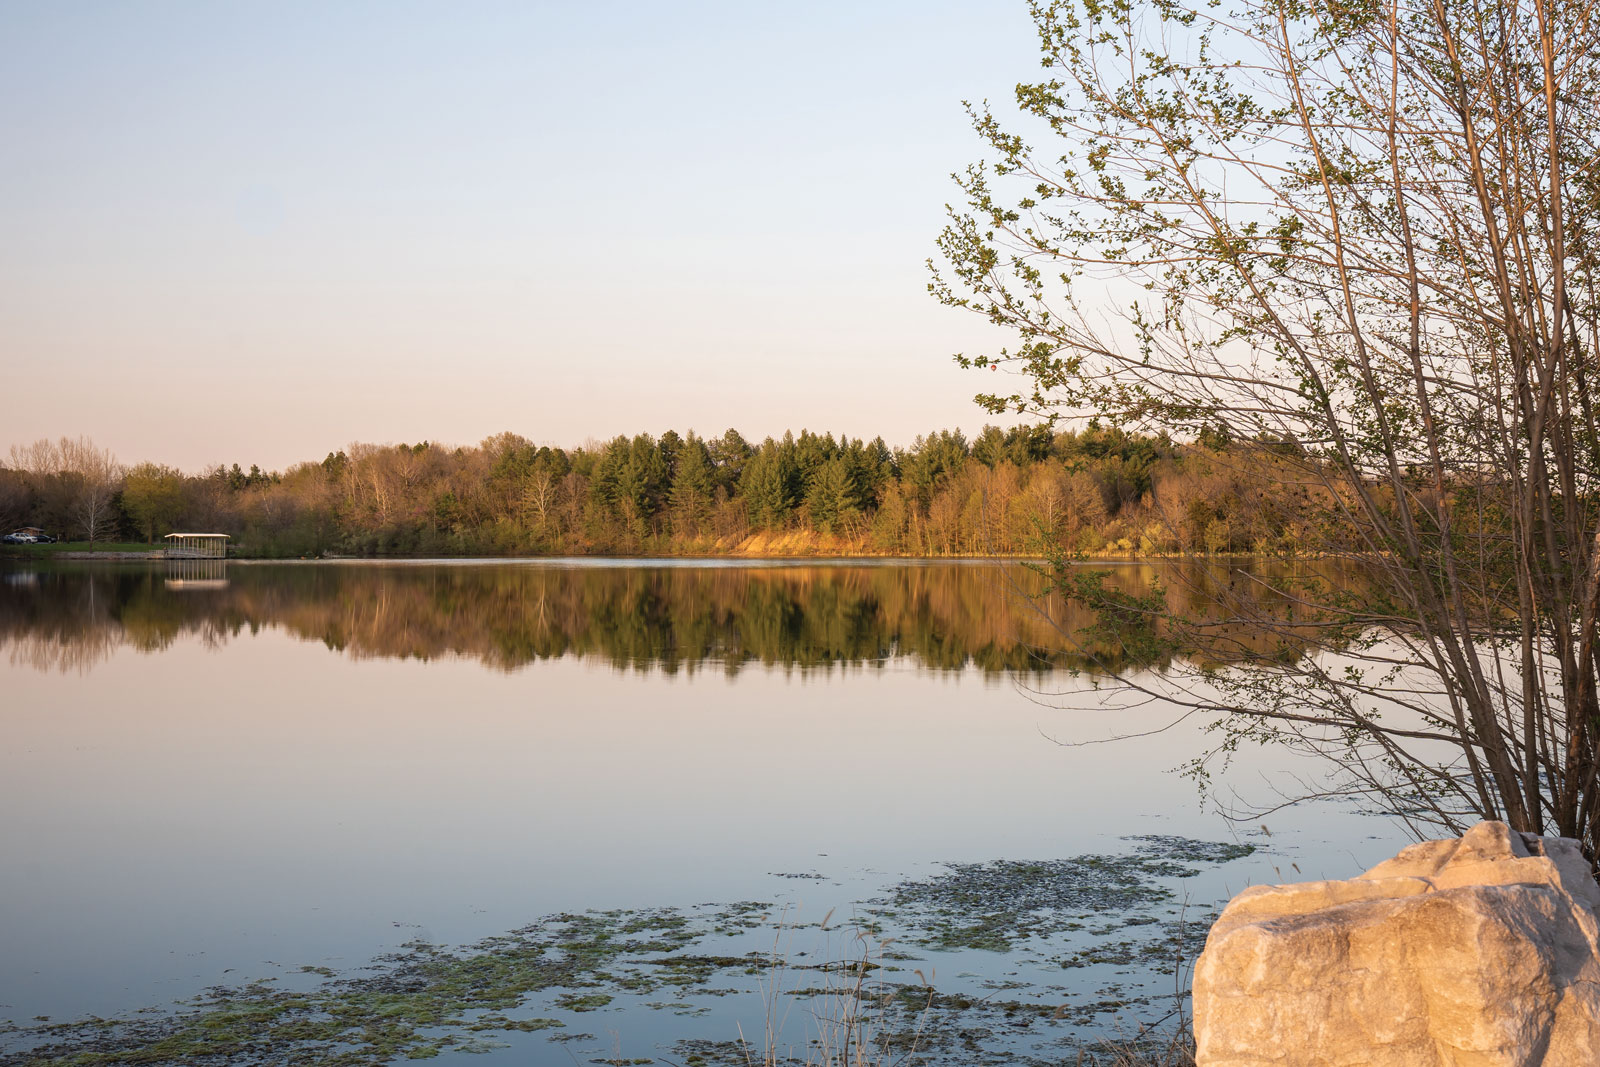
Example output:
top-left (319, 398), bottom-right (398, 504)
top-left (0, 558), bottom-right (1404, 1053)
top-left (163, 557), bottom-right (230, 590)
top-left (0, 558), bottom-right (1353, 675)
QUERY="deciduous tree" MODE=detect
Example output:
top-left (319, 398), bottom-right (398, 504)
top-left (123, 463), bottom-right (186, 544)
top-left (933, 0), bottom-right (1600, 856)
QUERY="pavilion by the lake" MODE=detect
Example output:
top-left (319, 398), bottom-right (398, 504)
top-left (162, 532), bottom-right (230, 559)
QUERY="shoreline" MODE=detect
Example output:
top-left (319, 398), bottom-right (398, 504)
top-left (1, 548), bottom-right (1280, 564)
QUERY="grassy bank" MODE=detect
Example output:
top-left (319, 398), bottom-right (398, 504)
top-left (0, 540), bottom-right (156, 558)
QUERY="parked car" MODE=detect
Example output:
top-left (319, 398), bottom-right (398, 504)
top-left (32, 534), bottom-right (54, 543)
top-left (2, 532), bottom-right (36, 544)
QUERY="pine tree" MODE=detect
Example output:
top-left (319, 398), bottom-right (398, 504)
top-left (742, 438), bottom-right (798, 530)
top-left (669, 433), bottom-right (715, 537)
top-left (806, 456), bottom-right (863, 536)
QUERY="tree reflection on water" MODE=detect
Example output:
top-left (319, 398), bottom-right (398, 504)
top-left (0, 559), bottom-right (1358, 676)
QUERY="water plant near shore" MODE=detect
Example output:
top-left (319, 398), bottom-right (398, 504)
top-left (0, 838), bottom-right (1250, 1067)
top-left (875, 837), bottom-right (1253, 952)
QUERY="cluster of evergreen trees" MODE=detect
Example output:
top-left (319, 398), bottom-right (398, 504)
top-left (2, 424), bottom-right (1323, 558)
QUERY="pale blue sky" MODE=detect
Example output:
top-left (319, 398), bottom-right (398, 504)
top-left (2, 1), bottom-right (1039, 470)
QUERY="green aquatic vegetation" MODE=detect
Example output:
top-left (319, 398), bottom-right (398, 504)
top-left (705, 902), bottom-right (769, 936)
top-left (882, 836), bottom-right (1254, 951)
top-left (449, 1037), bottom-right (511, 1054)
top-left (1125, 836), bottom-right (1255, 865)
top-left (0, 843), bottom-right (1247, 1067)
top-left (641, 953), bottom-right (769, 987)
top-left (643, 1001), bottom-right (709, 1017)
top-left (1055, 911), bottom-right (1219, 971)
top-left (463, 1015), bottom-right (563, 1033)
top-left (553, 994), bottom-right (613, 1013)
top-left (671, 1038), bottom-right (746, 1067)
top-left (5, 909), bottom-right (735, 1066)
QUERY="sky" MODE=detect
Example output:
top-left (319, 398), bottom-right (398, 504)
top-left (0, 0), bottom-right (1045, 472)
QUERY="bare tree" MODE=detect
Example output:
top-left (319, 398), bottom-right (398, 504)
top-left (66, 439), bottom-right (121, 546)
top-left (8, 437), bottom-right (122, 545)
top-left (933, 0), bottom-right (1600, 855)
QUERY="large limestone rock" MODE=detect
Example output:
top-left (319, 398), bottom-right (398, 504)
top-left (1192, 821), bottom-right (1600, 1066)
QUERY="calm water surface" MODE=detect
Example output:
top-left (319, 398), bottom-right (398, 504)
top-left (0, 560), bottom-right (1405, 1065)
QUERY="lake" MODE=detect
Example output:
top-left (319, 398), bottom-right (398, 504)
top-left (0, 559), bottom-right (1406, 1065)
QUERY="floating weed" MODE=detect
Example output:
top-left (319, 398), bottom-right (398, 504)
top-left (706, 902), bottom-right (769, 937)
top-left (880, 836), bottom-right (1252, 952)
top-left (1054, 912), bottom-right (1219, 972)
top-left (644, 1001), bottom-right (710, 1017)
top-left (3, 908), bottom-right (738, 1066)
top-left (2, 842), bottom-right (1248, 1066)
top-left (554, 994), bottom-right (614, 1013)
top-left (464, 1015), bottom-right (563, 1033)
top-left (671, 1037), bottom-right (746, 1066)
top-left (1124, 836), bottom-right (1255, 865)
top-left (450, 1037), bottom-right (511, 1054)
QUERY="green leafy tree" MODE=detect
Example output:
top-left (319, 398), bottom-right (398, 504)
top-left (123, 463), bottom-right (187, 544)
top-left (933, 0), bottom-right (1600, 853)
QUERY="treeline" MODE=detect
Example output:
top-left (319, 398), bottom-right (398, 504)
top-left (0, 425), bottom-right (1329, 558)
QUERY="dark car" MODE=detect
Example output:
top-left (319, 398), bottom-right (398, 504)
top-left (32, 533), bottom-right (55, 543)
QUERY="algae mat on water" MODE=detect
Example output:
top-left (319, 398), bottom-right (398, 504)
top-left (0, 838), bottom-right (1254, 1067)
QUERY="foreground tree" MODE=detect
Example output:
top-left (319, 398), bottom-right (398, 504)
top-left (934, 0), bottom-right (1600, 856)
